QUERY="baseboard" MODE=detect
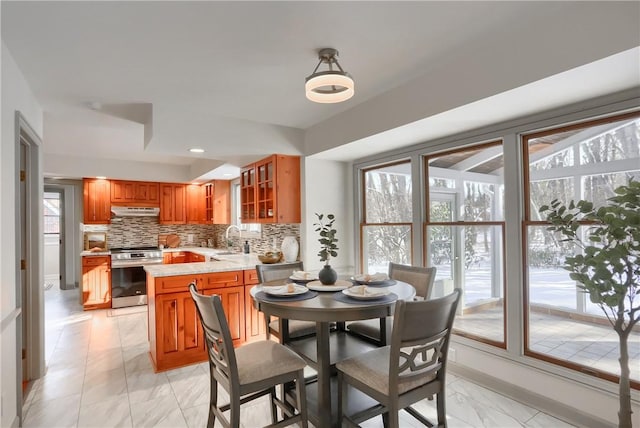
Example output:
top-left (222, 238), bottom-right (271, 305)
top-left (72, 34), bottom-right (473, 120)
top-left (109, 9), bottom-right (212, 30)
top-left (449, 363), bottom-right (615, 428)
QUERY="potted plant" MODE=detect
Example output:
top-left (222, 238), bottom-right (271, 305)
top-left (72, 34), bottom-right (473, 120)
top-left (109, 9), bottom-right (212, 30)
top-left (539, 179), bottom-right (639, 428)
top-left (314, 213), bottom-right (339, 285)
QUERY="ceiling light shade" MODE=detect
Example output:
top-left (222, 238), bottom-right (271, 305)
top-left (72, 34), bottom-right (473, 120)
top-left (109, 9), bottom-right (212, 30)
top-left (305, 48), bottom-right (354, 103)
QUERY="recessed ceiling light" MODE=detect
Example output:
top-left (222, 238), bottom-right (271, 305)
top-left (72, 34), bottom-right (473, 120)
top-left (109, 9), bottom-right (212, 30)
top-left (223, 173), bottom-right (233, 177)
top-left (189, 148), bottom-right (205, 153)
top-left (96, 176), bottom-right (107, 179)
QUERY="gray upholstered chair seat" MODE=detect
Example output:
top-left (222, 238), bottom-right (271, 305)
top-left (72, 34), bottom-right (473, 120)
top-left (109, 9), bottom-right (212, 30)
top-left (236, 340), bottom-right (307, 386)
top-left (268, 319), bottom-right (317, 338)
top-left (346, 318), bottom-right (390, 341)
top-left (335, 346), bottom-right (437, 396)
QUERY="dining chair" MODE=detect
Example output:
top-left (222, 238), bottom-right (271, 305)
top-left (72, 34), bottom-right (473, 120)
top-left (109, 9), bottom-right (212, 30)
top-left (256, 262), bottom-right (317, 343)
top-left (190, 283), bottom-right (308, 428)
top-left (347, 263), bottom-right (437, 346)
top-left (336, 288), bottom-right (461, 428)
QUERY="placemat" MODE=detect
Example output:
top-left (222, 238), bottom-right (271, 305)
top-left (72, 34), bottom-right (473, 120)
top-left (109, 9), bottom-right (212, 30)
top-left (255, 290), bottom-right (318, 303)
top-left (333, 292), bottom-right (398, 305)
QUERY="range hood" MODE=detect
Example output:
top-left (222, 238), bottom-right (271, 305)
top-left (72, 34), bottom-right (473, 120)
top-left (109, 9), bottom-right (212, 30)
top-left (111, 206), bottom-right (160, 217)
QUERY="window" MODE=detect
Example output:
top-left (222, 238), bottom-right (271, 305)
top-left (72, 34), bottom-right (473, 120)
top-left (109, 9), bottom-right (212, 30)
top-left (355, 98), bottom-right (640, 390)
top-left (361, 161), bottom-right (412, 273)
top-left (523, 112), bottom-right (640, 385)
top-left (425, 142), bottom-right (506, 347)
top-left (44, 192), bottom-right (60, 234)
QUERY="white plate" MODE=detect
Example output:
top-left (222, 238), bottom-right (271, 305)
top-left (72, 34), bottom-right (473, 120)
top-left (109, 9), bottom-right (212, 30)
top-left (289, 272), bottom-right (318, 283)
top-left (306, 280), bottom-right (351, 291)
top-left (342, 286), bottom-right (390, 300)
top-left (353, 273), bottom-right (390, 285)
top-left (263, 284), bottom-right (309, 296)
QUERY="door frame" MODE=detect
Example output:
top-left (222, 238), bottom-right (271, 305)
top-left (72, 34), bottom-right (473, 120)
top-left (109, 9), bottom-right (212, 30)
top-left (15, 111), bottom-right (45, 422)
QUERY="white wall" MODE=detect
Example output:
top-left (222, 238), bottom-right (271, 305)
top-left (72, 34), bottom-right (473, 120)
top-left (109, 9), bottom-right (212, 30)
top-left (1, 41), bottom-right (44, 428)
top-left (300, 158), bottom-right (354, 275)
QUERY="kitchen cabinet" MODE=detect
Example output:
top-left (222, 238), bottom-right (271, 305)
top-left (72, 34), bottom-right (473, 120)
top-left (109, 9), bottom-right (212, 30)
top-left (147, 270), bottom-right (245, 371)
top-left (83, 178), bottom-right (111, 224)
top-left (240, 154), bottom-right (300, 224)
top-left (159, 183), bottom-right (186, 224)
top-left (205, 180), bottom-right (231, 224)
top-left (243, 269), bottom-right (266, 342)
top-left (82, 256), bottom-right (111, 309)
top-left (111, 180), bottom-right (159, 205)
top-left (186, 184), bottom-right (206, 224)
top-left (163, 251), bottom-right (206, 264)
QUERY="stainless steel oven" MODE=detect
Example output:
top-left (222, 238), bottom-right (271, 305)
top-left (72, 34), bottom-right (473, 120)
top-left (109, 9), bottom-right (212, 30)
top-left (110, 247), bottom-right (162, 308)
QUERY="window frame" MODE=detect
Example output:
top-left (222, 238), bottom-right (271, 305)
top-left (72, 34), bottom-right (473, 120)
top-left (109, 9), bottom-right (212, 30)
top-left (521, 110), bottom-right (640, 389)
top-left (360, 160), bottom-right (414, 271)
top-left (424, 140), bottom-right (507, 348)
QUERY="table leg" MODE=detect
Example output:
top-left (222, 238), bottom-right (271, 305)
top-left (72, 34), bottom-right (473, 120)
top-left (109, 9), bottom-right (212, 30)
top-left (316, 321), bottom-right (331, 428)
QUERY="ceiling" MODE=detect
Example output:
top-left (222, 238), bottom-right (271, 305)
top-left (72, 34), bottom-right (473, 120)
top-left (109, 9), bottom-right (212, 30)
top-left (2, 1), bottom-right (639, 182)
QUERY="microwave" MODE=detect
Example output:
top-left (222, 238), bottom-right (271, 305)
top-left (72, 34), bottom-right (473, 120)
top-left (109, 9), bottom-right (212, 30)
top-left (84, 232), bottom-right (107, 251)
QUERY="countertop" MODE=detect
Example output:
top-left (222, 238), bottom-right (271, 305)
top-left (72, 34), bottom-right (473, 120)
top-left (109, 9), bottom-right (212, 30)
top-left (145, 249), bottom-right (263, 277)
top-left (81, 250), bottom-right (110, 256)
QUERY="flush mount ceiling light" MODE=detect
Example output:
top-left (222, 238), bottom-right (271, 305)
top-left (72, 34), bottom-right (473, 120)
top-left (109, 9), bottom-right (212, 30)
top-left (305, 48), bottom-right (354, 103)
top-left (189, 148), bottom-right (205, 153)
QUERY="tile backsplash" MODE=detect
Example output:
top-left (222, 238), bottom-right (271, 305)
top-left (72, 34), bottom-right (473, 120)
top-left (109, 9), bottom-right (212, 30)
top-left (84, 218), bottom-right (300, 257)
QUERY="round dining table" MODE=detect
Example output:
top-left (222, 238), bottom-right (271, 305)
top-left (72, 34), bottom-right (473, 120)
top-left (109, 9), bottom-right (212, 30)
top-left (250, 280), bottom-right (416, 428)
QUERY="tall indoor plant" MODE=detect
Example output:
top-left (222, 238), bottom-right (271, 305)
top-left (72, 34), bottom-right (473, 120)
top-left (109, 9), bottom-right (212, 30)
top-left (314, 213), bottom-right (339, 285)
top-left (539, 179), bottom-right (639, 428)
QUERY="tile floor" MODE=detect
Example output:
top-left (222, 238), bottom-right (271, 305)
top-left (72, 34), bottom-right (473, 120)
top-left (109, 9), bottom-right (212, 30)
top-left (22, 285), bottom-right (578, 428)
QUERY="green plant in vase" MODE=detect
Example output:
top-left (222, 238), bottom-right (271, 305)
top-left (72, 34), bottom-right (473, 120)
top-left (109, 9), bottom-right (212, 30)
top-left (314, 213), bottom-right (339, 285)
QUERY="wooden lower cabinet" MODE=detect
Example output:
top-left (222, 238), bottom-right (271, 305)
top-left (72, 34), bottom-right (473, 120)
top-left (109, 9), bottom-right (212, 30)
top-left (148, 270), bottom-right (247, 372)
top-left (82, 256), bottom-right (111, 310)
top-left (243, 269), bottom-right (266, 342)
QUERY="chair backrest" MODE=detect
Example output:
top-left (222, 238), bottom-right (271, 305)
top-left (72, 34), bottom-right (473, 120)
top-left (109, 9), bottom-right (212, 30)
top-left (189, 283), bottom-right (239, 388)
top-left (388, 262), bottom-right (436, 300)
top-left (387, 288), bottom-right (461, 396)
top-left (256, 261), bottom-right (304, 283)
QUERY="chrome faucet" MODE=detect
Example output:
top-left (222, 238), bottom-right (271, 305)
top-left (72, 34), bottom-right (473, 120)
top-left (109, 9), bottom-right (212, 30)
top-left (225, 225), bottom-right (242, 250)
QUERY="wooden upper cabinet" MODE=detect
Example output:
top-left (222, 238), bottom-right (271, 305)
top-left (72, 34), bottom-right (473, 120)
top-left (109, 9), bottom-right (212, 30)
top-left (111, 180), bottom-right (159, 205)
top-left (241, 154), bottom-right (300, 224)
top-left (159, 183), bottom-right (186, 224)
top-left (240, 165), bottom-right (257, 222)
top-left (204, 180), bottom-right (231, 224)
top-left (186, 184), bottom-right (206, 224)
top-left (83, 178), bottom-right (111, 224)
top-left (213, 180), bottom-right (231, 224)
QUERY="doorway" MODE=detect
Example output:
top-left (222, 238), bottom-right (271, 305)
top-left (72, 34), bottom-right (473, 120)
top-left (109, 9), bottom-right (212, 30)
top-left (43, 190), bottom-right (64, 292)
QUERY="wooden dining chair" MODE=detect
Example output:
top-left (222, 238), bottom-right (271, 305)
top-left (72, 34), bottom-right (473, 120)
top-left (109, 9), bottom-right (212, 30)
top-left (190, 283), bottom-right (308, 428)
top-left (256, 262), bottom-right (317, 343)
top-left (347, 263), bottom-right (437, 346)
top-left (336, 288), bottom-right (460, 428)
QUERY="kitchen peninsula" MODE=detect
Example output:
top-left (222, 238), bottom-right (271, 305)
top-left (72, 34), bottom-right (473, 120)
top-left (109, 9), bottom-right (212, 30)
top-left (144, 249), bottom-right (266, 372)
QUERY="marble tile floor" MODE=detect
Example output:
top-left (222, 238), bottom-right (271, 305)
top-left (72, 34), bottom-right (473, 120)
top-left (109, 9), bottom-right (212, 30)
top-left (22, 285), bottom-right (577, 428)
